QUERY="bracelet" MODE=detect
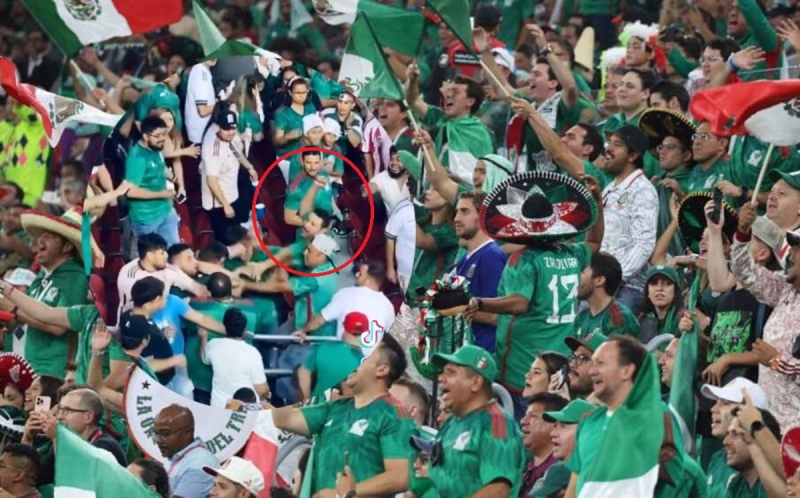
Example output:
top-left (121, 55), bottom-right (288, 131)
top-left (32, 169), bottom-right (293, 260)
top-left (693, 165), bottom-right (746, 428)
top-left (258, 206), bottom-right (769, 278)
top-left (769, 355), bottom-right (782, 370)
top-left (91, 349), bottom-right (107, 357)
top-left (727, 54), bottom-right (739, 72)
top-left (538, 45), bottom-right (553, 58)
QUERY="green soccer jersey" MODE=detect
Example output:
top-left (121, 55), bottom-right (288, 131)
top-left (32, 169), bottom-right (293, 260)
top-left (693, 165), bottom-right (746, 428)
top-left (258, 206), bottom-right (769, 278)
top-left (566, 406), bottom-right (609, 494)
top-left (290, 261), bottom-right (338, 333)
top-left (726, 474), bottom-right (767, 498)
top-left (285, 175), bottom-right (335, 222)
top-left (124, 142), bottom-right (172, 224)
top-left (706, 448), bottom-right (736, 498)
top-left (495, 243), bottom-right (591, 391)
top-left (274, 103), bottom-right (319, 157)
top-left (429, 401), bottom-right (526, 497)
top-left (237, 108), bottom-right (263, 136)
top-left (223, 253), bottom-right (281, 334)
top-left (406, 221), bottom-right (459, 304)
top-left (133, 83), bottom-right (182, 131)
top-left (25, 260), bottom-right (89, 378)
top-left (573, 299), bottom-right (640, 339)
top-left (301, 395), bottom-right (416, 494)
top-left (687, 158), bottom-right (730, 196)
top-left (304, 342), bottom-right (363, 397)
top-left (184, 299), bottom-right (260, 392)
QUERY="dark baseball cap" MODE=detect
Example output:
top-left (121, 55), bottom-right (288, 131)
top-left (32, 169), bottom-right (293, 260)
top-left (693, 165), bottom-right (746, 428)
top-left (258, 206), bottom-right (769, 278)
top-left (215, 109), bottom-right (238, 131)
top-left (606, 125), bottom-right (649, 165)
top-left (565, 332), bottom-right (608, 354)
top-left (119, 311), bottom-right (158, 350)
top-left (474, 5), bottom-right (502, 30)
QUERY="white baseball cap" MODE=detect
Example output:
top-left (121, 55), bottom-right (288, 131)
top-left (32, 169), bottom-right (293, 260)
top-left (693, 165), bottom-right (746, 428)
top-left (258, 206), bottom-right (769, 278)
top-left (701, 377), bottom-right (769, 410)
top-left (311, 233), bottom-right (339, 257)
top-left (302, 114), bottom-right (324, 135)
top-left (203, 457), bottom-right (264, 496)
top-left (323, 117), bottom-right (341, 137)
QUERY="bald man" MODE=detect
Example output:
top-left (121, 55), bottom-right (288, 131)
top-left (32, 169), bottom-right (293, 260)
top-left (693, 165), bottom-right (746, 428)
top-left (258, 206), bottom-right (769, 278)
top-left (154, 404), bottom-right (219, 498)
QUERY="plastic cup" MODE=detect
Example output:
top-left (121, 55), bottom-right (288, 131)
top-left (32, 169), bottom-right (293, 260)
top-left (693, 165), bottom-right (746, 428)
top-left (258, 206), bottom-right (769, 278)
top-left (255, 203), bottom-right (266, 220)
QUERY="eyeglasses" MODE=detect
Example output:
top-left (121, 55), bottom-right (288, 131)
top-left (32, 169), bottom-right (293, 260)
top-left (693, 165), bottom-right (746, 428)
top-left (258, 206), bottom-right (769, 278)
top-left (692, 133), bottom-right (713, 142)
top-left (656, 143), bottom-right (683, 153)
top-left (154, 425), bottom-right (192, 440)
top-left (699, 56), bottom-right (723, 63)
top-left (57, 406), bottom-right (89, 416)
top-left (569, 354), bottom-right (592, 366)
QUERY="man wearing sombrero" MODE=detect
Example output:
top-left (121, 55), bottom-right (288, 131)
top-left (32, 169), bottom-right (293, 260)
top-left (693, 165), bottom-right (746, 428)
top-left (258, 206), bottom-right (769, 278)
top-left (0, 208), bottom-right (100, 378)
top-left (465, 171), bottom-right (605, 420)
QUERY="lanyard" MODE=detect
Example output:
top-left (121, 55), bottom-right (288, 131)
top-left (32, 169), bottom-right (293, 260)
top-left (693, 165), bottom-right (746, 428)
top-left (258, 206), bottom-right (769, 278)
top-left (168, 445), bottom-right (203, 477)
top-left (602, 170), bottom-right (645, 207)
top-left (87, 428), bottom-right (103, 444)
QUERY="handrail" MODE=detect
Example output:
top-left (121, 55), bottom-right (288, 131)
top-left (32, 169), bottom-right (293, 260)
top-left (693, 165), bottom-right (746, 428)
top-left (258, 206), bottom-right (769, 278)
top-left (251, 335), bottom-right (342, 343)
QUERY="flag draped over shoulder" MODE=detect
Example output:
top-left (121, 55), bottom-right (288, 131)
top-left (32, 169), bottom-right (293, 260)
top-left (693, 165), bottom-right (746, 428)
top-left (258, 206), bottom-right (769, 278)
top-left (20, 0), bottom-right (182, 56)
top-left (689, 80), bottom-right (800, 146)
top-left (578, 353), bottom-right (664, 498)
top-left (436, 116), bottom-right (495, 184)
top-left (55, 424), bottom-right (161, 498)
top-left (338, 3), bottom-right (424, 100)
top-left (426, 0), bottom-right (473, 51)
top-left (0, 58), bottom-right (121, 147)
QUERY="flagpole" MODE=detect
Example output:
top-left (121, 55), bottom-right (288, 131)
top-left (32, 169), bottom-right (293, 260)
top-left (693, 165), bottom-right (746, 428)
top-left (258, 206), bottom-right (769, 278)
top-left (479, 60), bottom-right (512, 99)
top-left (69, 60), bottom-right (94, 94)
top-left (402, 99), bottom-right (437, 173)
top-left (750, 143), bottom-right (775, 206)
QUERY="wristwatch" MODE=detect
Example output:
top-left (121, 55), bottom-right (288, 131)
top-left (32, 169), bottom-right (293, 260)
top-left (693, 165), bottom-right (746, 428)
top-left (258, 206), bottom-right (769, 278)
top-left (749, 420), bottom-right (765, 438)
top-left (538, 44), bottom-right (553, 58)
top-left (476, 298), bottom-right (484, 311)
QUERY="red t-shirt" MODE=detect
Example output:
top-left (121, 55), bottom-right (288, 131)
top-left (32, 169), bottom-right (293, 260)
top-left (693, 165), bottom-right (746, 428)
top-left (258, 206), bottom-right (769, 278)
top-left (446, 37), bottom-right (506, 78)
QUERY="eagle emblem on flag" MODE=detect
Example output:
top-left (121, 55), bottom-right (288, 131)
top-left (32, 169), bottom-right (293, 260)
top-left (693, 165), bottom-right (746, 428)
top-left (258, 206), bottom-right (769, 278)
top-left (47, 96), bottom-right (84, 129)
top-left (62, 0), bottom-right (103, 21)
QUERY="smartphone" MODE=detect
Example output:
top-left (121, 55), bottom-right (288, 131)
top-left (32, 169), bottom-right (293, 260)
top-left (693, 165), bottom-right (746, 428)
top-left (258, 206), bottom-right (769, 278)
top-left (35, 396), bottom-right (51, 413)
top-left (557, 365), bottom-right (569, 390)
top-left (175, 192), bottom-right (187, 204)
top-left (710, 187), bottom-right (723, 223)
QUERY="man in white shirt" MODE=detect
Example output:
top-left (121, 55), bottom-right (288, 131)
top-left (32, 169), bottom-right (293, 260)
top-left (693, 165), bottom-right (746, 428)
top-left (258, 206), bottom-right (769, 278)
top-left (201, 109), bottom-right (258, 242)
top-left (369, 146), bottom-right (412, 215)
top-left (200, 307), bottom-right (269, 407)
top-left (117, 233), bottom-right (209, 321)
top-left (294, 260), bottom-right (395, 357)
top-left (386, 197), bottom-right (415, 293)
top-left (184, 59), bottom-right (218, 144)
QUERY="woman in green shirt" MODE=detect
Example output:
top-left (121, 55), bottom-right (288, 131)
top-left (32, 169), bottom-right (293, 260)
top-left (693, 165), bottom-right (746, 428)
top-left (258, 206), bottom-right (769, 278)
top-left (273, 77), bottom-right (318, 157)
top-left (638, 265), bottom-right (686, 344)
top-left (235, 73), bottom-right (266, 158)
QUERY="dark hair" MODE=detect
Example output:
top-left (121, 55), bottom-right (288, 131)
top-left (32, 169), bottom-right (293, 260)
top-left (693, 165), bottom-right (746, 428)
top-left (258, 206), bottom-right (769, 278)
top-left (625, 68), bottom-right (658, 92)
top-left (233, 387), bottom-right (258, 403)
top-left (38, 375), bottom-right (64, 405)
top-left (457, 190), bottom-right (487, 211)
top-left (131, 276), bottom-right (166, 307)
top-left (223, 307), bottom-right (248, 339)
top-left (198, 242), bottom-right (228, 263)
top-left (528, 392), bottom-right (569, 413)
top-left (207, 272), bottom-right (232, 299)
top-left (453, 75), bottom-right (484, 114)
top-left (515, 43), bottom-right (535, 57)
top-left (389, 145), bottom-right (399, 156)
top-left (362, 259), bottom-right (386, 285)
top-left (137, 233), bottom-right (168, 260)
top-left (288, 76), bottom-right (309, 93)
top-left (757, 408), bottom-right (782, 441)
top-left (309, 209), bottom-right (333, 229)
top-left (590, 252), bottom-right (623, 296)
top-left (225, 225), bottom-right (249, 246)
top-left (64, 360), bottom-right (78, 373)
top-left (393, 376), bottom-right (431, 425)
top-left (554, 39), bottom-right (576, 64)
top-left (707, 38), bottom-right (741, 61)
top-left (649, 80), bottom-right (690, 113)
top-left (2, 443), bottom-right (40, 483)
top-left (575, 124), bottom-right (604, 162)
top-left (676, 35), bottom-right (703, 60)
top-left (377, 333), bottom-right (407, 386)
top-left (140, 116), bottom-right (168, 135)
top-left (269, 489), bottom-right (295, 498)
top-left (131, 458), bottom-right (170, 498)
top-left (607, 335), bottom-right (648, 379)
top-left (535, 58), bottom-right (562, 92)
top-left (167, 243), bottom-right (193, 263)
top-left (301, 149), bottom-right (322, 160)
top-left (536, 351), bottom-right (570, 377)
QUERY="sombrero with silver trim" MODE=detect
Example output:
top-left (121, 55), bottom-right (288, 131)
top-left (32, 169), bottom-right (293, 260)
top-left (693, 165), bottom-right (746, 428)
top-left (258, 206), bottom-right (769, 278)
top-left (0, 406), bottom-right (24, 442)
top-left (0, 353), bottom-right (35, 393)
top-left (21, 206), bottom-right (104, 268)
top-left (639, 108), bottom-right (697, 152)
top-left (479, 171), bottom-right (598, 244)
top-left (677, 191), bottom-right (738, 254)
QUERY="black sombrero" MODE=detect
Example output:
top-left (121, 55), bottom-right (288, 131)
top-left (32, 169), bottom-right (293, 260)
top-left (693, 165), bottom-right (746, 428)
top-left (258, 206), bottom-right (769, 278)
top-left (678, 191), bottom-right (738, 254)
top-left (639, 108), bottom-right (697, 152)
top-left (0, 406), bottom-right (25, 443)
top-left (480, 171), bottom-right (599, 244)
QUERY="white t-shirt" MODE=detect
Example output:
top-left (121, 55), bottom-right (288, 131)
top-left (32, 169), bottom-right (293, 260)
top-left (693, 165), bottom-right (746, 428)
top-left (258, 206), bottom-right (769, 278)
top-left (385, 198), bottom-right (415, 288)
top-left (116, 259), bottom-right (197, 321)
top-left (201, 125), bottom-right (242, 210)
top-left (370, 171), bottom-right (408, 214)
top-left (185, 63), bottom-right (216, 144)
top-left (320, 286), bottom-right (396, 357)
top-left (203, 338), bottom-right (267, 407)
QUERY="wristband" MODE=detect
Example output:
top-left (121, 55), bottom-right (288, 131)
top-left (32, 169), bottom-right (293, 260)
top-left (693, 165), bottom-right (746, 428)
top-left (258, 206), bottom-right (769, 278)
top-left (538, 45), bottom-right (553, 58)
top-left (91, 349), bottom-right (107, 357)
top-left (769, 355), bottom-right (782, 370)
top-left (727, 54), bottom-right (739, 72)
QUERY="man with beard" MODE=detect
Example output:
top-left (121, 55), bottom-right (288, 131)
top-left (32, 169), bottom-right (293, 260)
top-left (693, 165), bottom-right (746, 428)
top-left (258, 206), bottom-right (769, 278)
top-left (573, 252), bottom-right (639, 339)
top-left (369, 147), bottom-right (417, 215)
top-left (598, 125), bottom-right (658, 315)
top-left (422, 344), bottom-right (526, 498)
top-left (271, 334), bottom-right (414, 497)
top-left (564, 333), bottom-right (607, 400)
top-left (284, 150), bottom-right (335, 232)
top-left (124, 116), bottom-right (181, 246)
top-left (452, 191), bottom-right (505, 353)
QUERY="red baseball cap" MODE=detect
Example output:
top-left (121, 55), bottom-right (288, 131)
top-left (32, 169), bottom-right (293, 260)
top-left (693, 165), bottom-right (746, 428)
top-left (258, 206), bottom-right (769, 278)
top-left (343, 312), bottom-right (369, 335)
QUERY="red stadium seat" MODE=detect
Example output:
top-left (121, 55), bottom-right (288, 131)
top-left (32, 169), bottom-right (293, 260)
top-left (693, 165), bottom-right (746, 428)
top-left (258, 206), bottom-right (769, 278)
top-left (89, 273), bottom-right (109, 324)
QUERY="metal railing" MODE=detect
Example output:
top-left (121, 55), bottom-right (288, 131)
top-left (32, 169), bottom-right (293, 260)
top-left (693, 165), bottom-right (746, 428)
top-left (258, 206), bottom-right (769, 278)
top-left (251, 334), bottom-right (343, 378)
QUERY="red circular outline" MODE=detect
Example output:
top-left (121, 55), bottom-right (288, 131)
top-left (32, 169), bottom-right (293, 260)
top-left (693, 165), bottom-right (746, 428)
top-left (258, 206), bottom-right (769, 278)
top-left (251, 146), bottom-right (374, 277)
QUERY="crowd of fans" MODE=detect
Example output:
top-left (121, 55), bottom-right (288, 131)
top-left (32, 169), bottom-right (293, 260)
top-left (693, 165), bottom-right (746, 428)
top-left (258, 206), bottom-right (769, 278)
top-left (0, 0), bottom-right (800, 496)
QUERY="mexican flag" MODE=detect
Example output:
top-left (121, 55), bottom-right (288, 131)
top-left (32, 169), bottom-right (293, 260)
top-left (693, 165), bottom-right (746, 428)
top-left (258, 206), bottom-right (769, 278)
top-left (426, 0), bottom-right (473, 50)
top-left (435, 117), bottom-right (496, 184)
top-left (0, 58), bottom-right (121, 146)
top-left (690, 79), bottom-right (800, 146)
top-left (338, 4), bottom-right (424, 99)
top-left (55, 424), bottom-right (161, 498)
top-left (578, 353), bottom-right (664, 498)
top-left (242, 410), bottom-right (285, 498)
top-left (315, 0), bottom-right (359, 25)
top-left (20, 0), bottom-right (182, 56)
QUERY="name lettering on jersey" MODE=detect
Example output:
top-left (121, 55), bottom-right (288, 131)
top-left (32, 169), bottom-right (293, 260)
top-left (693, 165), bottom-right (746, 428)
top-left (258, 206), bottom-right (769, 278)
top-left (349, 419), bottom-right (369, 436)
top-left (452, 431), bottom-right (472, 451)
top-left (542, 256), bottom-right (579, 270)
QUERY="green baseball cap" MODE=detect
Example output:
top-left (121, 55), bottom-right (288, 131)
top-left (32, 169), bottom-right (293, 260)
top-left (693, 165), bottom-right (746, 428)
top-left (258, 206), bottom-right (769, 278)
top-left (398, 150), bottom-right (421, 182)
top-left (646, 264), bottom-right (681, 286)
top-left (530, 462), bottom-right (571, 497)
top-left (542, 399), bottom-right (598, 424)
top-left (770, 169), bottom-right (800, 191)
top-left (565, 331), bottom-right (608, 353)
top-left (432, 344), bottom-right (498, 383)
